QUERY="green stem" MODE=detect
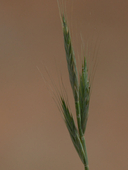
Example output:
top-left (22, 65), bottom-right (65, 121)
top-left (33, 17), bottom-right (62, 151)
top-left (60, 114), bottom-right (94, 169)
top-left (82, 138), bottom-right (89, 170)
top-left (85, 165), bottom-right (89, 170)
top-left (75, 101), bottom-right (89, 170)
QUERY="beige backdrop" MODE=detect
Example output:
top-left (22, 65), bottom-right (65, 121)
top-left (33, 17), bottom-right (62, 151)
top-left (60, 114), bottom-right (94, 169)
top-left (0, 0), bottom-right (128, 170)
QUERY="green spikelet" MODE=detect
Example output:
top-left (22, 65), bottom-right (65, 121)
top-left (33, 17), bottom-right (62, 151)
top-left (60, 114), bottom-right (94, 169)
top-left (62, 15), bottom-right (79, 102)
top-left (79, 57), bottom-right (90, 133)
top-left (61, 98), bottom-right (86, 165)
top-left (61, 14), bottom-right (83, 138)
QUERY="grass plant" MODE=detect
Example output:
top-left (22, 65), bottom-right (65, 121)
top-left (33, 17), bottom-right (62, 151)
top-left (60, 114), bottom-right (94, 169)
top-left (57, 5), bottom-right (91, 170)
top-left (42, 1), bottom-right (94, 170)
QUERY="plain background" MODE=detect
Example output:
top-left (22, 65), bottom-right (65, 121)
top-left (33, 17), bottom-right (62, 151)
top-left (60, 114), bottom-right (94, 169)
top-left (0, 0), bottom-right (128, 170)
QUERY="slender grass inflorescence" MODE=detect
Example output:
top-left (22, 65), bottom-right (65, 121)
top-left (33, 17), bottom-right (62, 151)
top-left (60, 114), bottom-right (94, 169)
top-left (58, 11), bottom-right (90, 170)
top-left (44, 1), bottom-right (94, 169)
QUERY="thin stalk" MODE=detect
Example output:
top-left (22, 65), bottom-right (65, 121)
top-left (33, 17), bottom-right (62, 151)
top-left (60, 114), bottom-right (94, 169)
top-left (75, 100), bottom-right (89, 169)
top-left (83, 138), bottom-right (89, 170)
top-left (85, 165), bottom-right (89, 170)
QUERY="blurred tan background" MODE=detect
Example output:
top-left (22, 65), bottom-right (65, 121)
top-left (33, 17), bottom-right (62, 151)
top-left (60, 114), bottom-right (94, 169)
top-left (0, 0), bottom-right (128, 170)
